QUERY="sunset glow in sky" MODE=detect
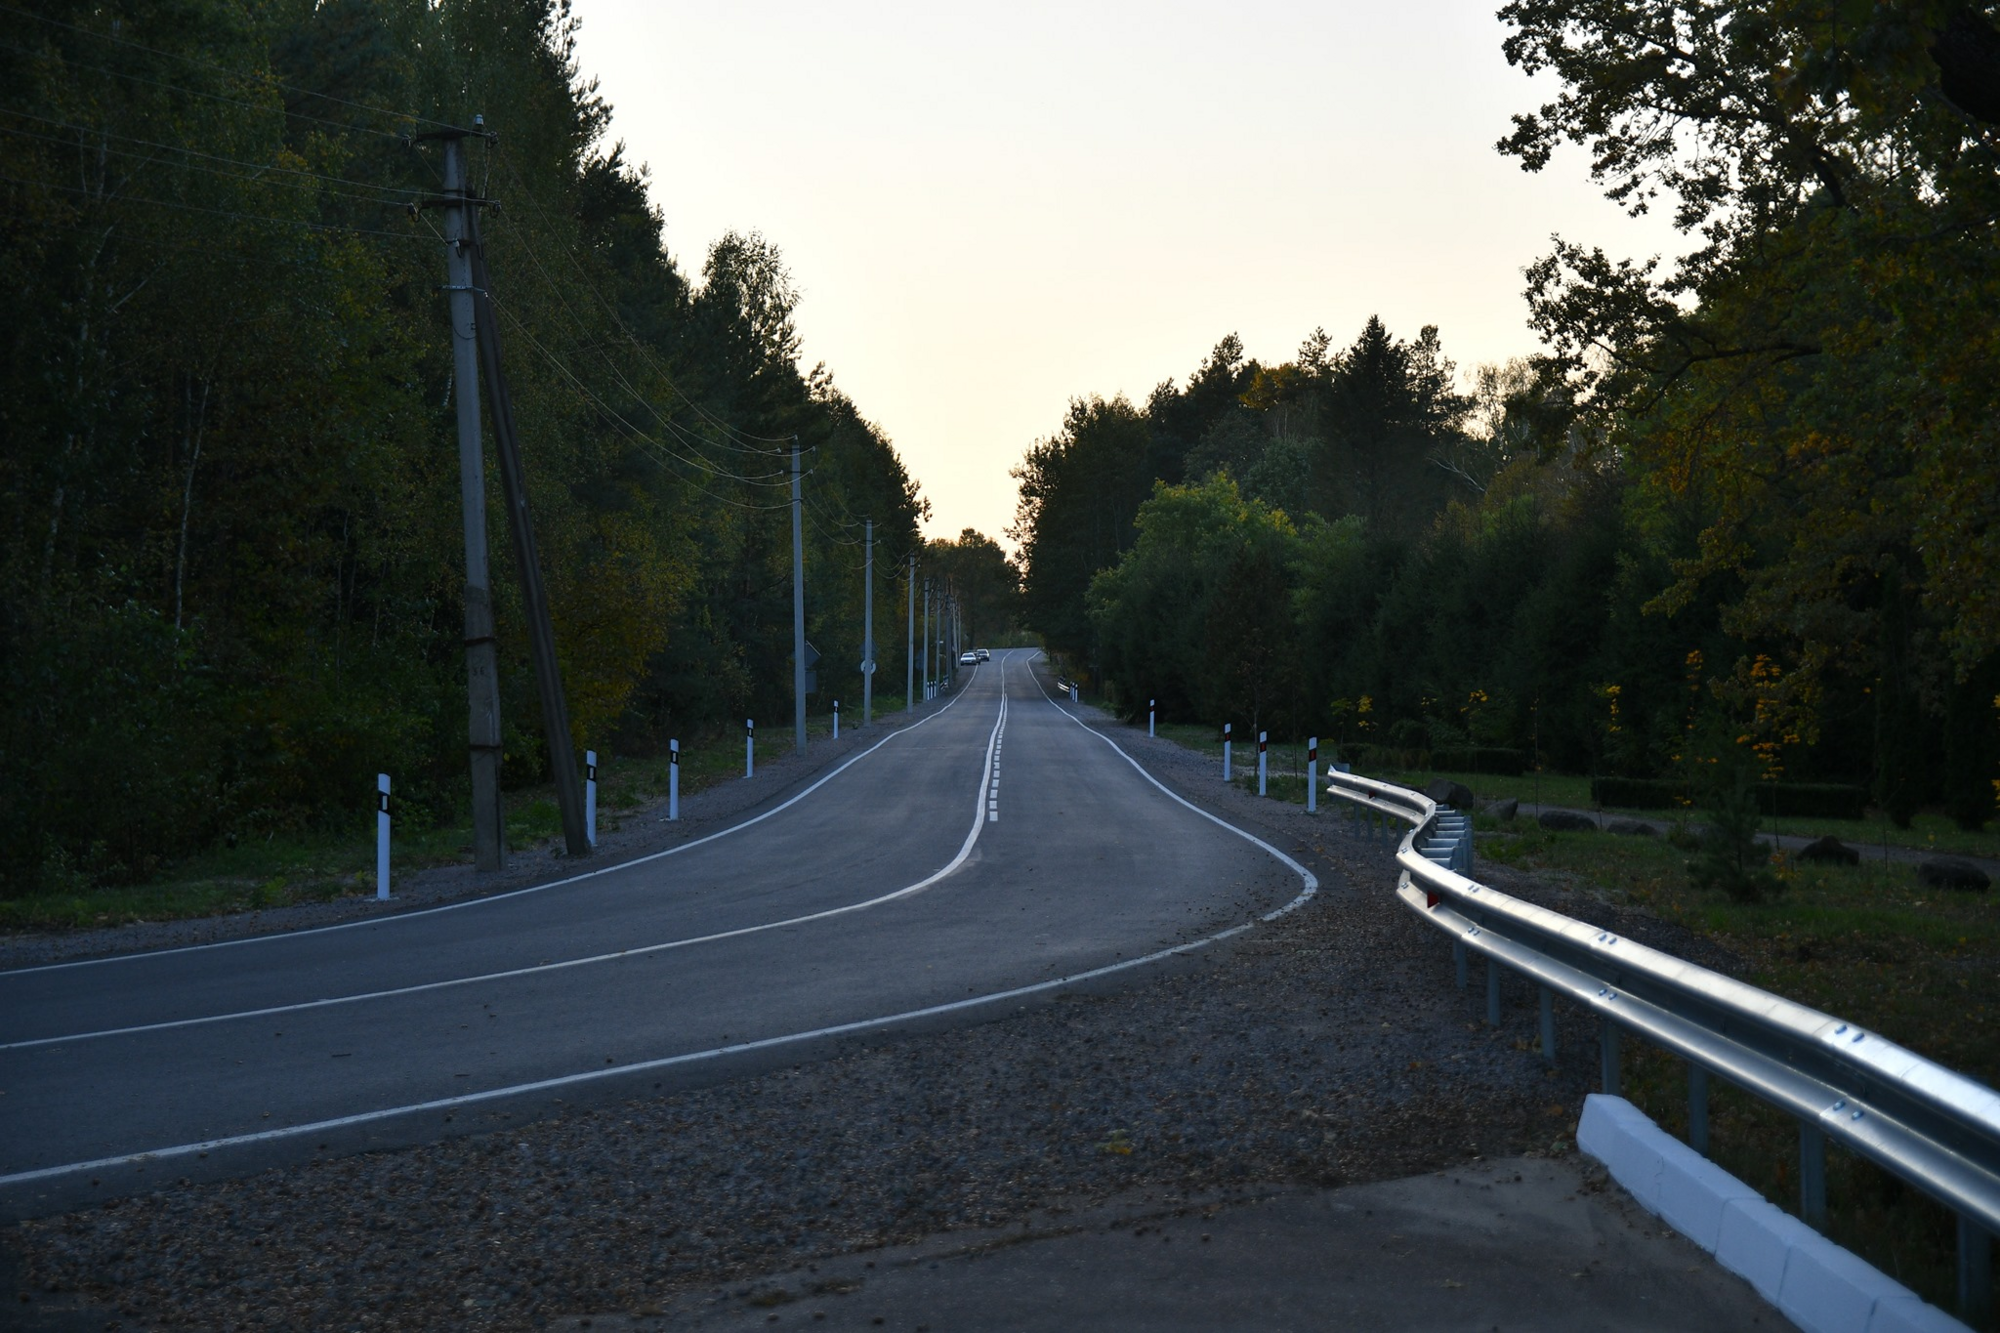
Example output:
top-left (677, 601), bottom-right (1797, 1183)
top-left (567, 0), bottom-right (1683, 546)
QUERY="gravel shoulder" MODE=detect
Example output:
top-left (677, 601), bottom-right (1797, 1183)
top-left (5, 681), bottom-right (1656, 1331)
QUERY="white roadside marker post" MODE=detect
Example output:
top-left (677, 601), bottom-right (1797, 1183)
top-left (833, 700), bottom-right (840, 739)
top-left (1222, 723), bottom-right (1232, 782)
top-left (1307, 737), bottom-right (1319, 813)
top-left (376, 773), bottom-right (391, 901)
top-left (1258, 731), bottom-right (1268, 796)
top-left (668, 739), bottom-right (680, 821)
top-left (585, 750), bottom-right (597, 848)
top-left (1148, 699), bottom-right (1155, 737)
top-left (745, 719), bottom-right (755, 778)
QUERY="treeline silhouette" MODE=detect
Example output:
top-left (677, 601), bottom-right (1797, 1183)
top-left (0, 0), bottom-right (926, 894)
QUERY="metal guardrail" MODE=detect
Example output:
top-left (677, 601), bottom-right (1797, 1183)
top-left (1324, 770), bottom-right (1999, 1322)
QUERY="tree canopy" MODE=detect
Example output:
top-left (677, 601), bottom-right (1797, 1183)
top-left (0, 0), bottom-right (927, 893)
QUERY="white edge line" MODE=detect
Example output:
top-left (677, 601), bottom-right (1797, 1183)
top-left (1024, 654), bottom-right (1319, 916)
top-left (3, 659), bottom-right (993, 978)
top-left (3, 675), bottom-right (1011, 1051)
top-left (0, 915), bottom-right (1249, 1192)
top-left (1, 653), bottom-right (1317, 1192)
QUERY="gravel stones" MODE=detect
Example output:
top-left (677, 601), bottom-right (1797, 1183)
top-left (6, 701), bottom-right (1605, 1332)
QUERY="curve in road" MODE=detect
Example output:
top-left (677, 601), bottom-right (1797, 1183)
top-left (0, 650), bottom-right (1315, 1209)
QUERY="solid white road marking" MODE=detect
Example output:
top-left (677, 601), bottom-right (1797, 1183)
top-left (3, 672), bottom-right (1014, 1050)
top-left (3, 660), bottom-right (993, 978)
top-left (0, 650), bottom-right (1315, 1192)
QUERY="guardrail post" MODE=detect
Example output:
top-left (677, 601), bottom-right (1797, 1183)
top-left (1539, 986), bottom-right (1555, 1062)
top-left (1799, 1122), bottom-right (1827, 1229)
top-left (1454, 941), bottom-right (1468, 989)
top-left (1486, 958), bottom-right (1502, 1026)
top-left (1959, 1216), bottom-right (1992, 1323)
top-left (1600, 1019), bottom-right (1621, 1094)
top-left (1688, 1063), bottom-right (1709, 1155)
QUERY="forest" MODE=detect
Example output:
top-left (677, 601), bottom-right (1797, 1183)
top-left (1013, 3), bottom-right (2000, 831)
top-left (0, 0), bottom-right (959, 897)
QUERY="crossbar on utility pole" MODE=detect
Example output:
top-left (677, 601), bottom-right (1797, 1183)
top-left (791, 438), bottom-right (807, 755)
top-left (439, 129), bottom-right (506, 872)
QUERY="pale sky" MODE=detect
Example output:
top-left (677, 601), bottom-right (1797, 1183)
top-left (566, 0), bottom-right (1681, 547)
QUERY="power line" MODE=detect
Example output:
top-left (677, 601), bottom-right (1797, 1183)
top-left (0, 2), bottom-right (457, 135)
top-left (6, 209), bottom-right (424, 277)
top-left (491, 301), bottom-right (809, 506)
top-left (495, 154), bottom-right (798, 452)
top-left (0, 115), bottom-right (423, 209)
top-left (0, 168), bottom-right (428, 242)
top-left (474, 192), bottom-right (797, 485)
top-left (0, 38), bottom-right (413, 144)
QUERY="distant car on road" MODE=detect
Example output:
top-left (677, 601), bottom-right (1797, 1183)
top-left (976, 648), bottom-right (991, 661)
top-left (958, 650), bottom-right (978, 666)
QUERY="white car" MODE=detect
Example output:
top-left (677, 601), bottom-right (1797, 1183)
top-left (958, 650), bottom-right (978, 666)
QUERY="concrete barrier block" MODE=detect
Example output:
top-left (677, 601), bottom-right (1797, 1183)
top-left (1865, 1293), bottom-right (1972, 1333)
top-left (1779, 1235), bottom-right (1908, 1333)
top-left (1654, 1136), bottom-right (1763, 1253)
top-left (1715, 1195), bottom-right (1821, 1305)
top-left (1578, 1094), bottom-right (1665, 1211)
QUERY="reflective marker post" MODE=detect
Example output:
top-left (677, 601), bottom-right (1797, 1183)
top-left (585, 749), bottom-right (597, 848)
top-left (376, 773), bottom-right (391, 901)
top-left (833, 700), bottom-right (840, 739)
top-left (745, 719), bottom-right (754, 779)
top-left (668, 739), bottom-right (679, 821)
top-left (1307, 737), bottom-right (1318, 813)
top-left (1257, 731), bottom-right (1268, 796)
top-left (1222, 723), bottom-right (1232, 782)
top-left (1148, 699), bottom-right (1155, 738)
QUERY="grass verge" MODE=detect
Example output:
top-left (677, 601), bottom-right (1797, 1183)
top-left (1481, 821), bottom-right (1998, 1325)
top-left (0, 704), bottom-right (892, 933)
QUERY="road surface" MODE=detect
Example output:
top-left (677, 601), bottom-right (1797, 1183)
top-left (0, 649), bottom-right (1310, 1217)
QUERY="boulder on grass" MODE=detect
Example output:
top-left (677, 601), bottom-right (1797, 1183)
top-left (1918, 857), bottom-right (1991, 892)
top-left (1483, 797), bottom-right (1519, 822)
top-left (1606, 818), bottom-right (1657, 837)
top-left (1425, 779), bottom-right (1476, 810)
top-left (1797, 835), bottom-right (1861, 867)
top-left (1539, 809), bottom-right (1598, 833)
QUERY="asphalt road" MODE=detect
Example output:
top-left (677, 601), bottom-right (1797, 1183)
top-left (0, 649), bottom-right (1308, 1213)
